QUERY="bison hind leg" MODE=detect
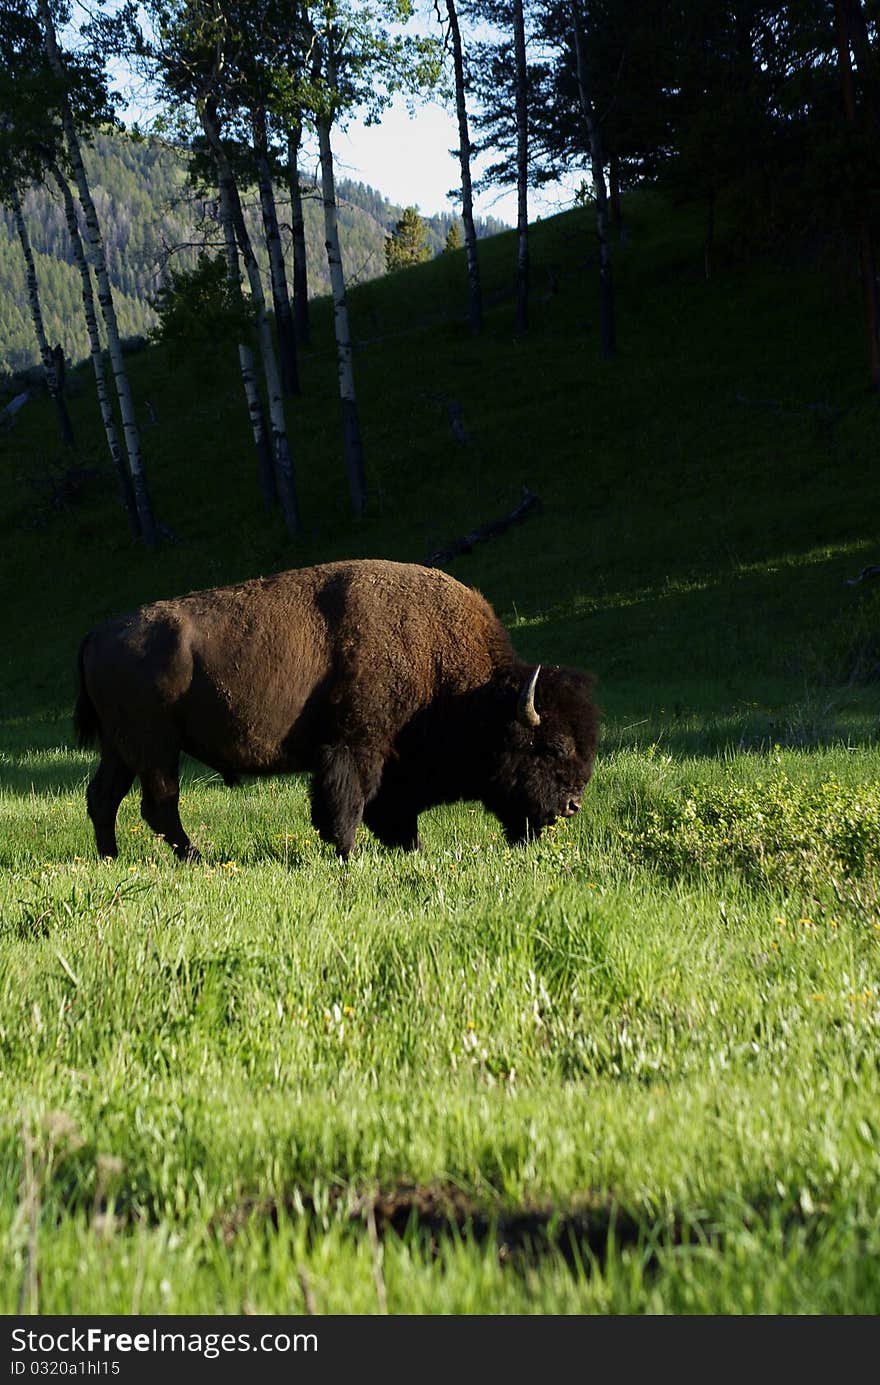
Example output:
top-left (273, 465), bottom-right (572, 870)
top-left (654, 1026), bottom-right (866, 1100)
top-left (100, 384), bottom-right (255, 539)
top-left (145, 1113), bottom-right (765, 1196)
top-left (363, 791), bottom-right (421, 852)
top-left (86, 748), bottom-right (135, 858)
top-left (310, 744), bottom-right (367, 860)
top-left (140, 765), bottom-right (200, 863)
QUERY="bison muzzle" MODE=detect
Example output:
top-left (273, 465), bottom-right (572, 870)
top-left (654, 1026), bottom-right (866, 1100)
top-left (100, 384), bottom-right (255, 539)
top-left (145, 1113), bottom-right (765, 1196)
top-left (74, 559), bottom-right (598, 861)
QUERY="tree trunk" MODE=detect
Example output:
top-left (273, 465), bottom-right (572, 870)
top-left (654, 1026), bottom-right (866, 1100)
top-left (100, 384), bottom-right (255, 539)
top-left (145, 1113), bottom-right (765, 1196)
top-left (316, 98), bottom-right (367, 518)
top-left (11, 183), bottom-right (75, 448)
top-left (50, 163), bottom-right (139, 534)
top-left (446, 0), bottom-right (482, 334)
top-left (37, 0), bottom-right (157, 545)
top-left (286, 122), bottom-right (311, 345)
top-left (216, 177), bottom-right (277, 510)
top-left (609, 152), bottom-right (626, 244)
top-left (200, 100), bottom-right (302, 535)
top-left (571, 0), bottom-right (616, 359)
top-left (512, 0), bottom-right (529, 334)
top-left (833, 0), bottom-right (880, 390)
top-left (252, 105), bottom-right (300, 397)
top-left (703, 188), bottom-right (715, 281)
top-left (845, 0), bottom-right (880, 130)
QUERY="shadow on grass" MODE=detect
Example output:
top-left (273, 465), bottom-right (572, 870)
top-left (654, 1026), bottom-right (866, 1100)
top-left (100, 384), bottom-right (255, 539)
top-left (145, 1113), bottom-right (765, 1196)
top-left (0, 749), bottom-right (87, 794)
top-left (219, 1183), bottom-right (655, 1272)
top-left (512, 539), bottom-right (877, 680)
top-left (0, 750), bottom-right (238, 797)
top-left (603, 705), bottom-right (880, 758)
top-left (2, 707), bottom-right (879, 827)
top-left (211, 1180), bottom-right (825, 1282)
top-left (3, 540), bottom-right (880, 808)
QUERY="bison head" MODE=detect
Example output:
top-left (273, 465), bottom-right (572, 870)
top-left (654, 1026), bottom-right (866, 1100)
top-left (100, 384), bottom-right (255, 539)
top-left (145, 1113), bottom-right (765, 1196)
top-left (482, 664), bottom-right (598, 843)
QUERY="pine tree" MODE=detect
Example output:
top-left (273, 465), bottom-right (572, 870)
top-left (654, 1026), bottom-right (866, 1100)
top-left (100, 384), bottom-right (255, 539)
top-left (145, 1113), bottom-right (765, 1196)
top-left (444, 220), bottom-right (463, 252)
top-left (385, 206), bottom-right (431, 271)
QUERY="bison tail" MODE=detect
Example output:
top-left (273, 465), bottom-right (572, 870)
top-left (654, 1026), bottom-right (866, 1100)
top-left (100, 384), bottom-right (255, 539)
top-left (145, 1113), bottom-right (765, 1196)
top-left (73, 637), bottom-right (99, 748)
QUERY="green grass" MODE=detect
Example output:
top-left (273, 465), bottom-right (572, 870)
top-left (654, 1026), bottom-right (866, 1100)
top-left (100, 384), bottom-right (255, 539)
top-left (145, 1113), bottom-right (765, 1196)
top-left (2, 192), bottom-right (880, 1313)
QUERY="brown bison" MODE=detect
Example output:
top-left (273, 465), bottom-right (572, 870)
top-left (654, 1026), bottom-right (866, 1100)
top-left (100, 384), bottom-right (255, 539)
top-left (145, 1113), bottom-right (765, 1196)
top-left (74, 559), bottom-right (598, 861)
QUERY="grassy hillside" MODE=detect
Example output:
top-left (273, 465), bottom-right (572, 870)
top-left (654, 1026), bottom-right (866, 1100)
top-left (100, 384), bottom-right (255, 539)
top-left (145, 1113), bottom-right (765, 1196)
top-left (4, 191), bottom-right (878, 742)
top-left (2, 195), bottom-right (880, 1314)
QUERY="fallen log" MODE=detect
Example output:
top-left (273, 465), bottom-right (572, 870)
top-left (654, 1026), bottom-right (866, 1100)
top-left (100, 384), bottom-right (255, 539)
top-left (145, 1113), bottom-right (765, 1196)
top-left (844, 564), bottom-right (880, 585)
top-left (425, 487), bottom-right (542, 566)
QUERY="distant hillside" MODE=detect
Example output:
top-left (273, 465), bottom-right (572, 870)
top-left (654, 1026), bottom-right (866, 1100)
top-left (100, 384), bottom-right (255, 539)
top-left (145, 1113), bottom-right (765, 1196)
top-left (0, 128), bottom-right (507, 374)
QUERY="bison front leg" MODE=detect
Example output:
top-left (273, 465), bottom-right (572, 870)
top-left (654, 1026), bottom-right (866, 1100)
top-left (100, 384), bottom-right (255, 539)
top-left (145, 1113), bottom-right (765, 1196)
top-left (310, 744), bottom-right (378, 860)
top-left (140, 765), bottom-right (200, 862)
top-left (86, 747), bottom-right (135, 858)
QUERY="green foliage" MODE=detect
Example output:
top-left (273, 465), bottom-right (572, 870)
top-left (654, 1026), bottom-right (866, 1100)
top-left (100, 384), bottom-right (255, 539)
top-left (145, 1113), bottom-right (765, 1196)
top-left (149, 250), bottom-right (248, 363)
top-left (470, 0), bottom-right (880, 263)
top-left (444, 219), bottom-right (463, 252)
top-left (299, 0), bottom-right (445, 126)
top-left (0, 0), bottom-right (116, 195)
top-left (623, 771), bottom-right (880, 889)
top-left (384, 204), bottom-right (431, 271)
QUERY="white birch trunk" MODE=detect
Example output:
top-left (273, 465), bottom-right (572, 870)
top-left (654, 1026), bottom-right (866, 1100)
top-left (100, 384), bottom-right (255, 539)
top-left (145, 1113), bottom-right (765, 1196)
top-left (286, 123), bottom-right (310, 345)
top-left (37, 0), bottom-right (157, 545)
top-left (513, 0), bottom-right (529, 334)
top-left (200, 101), bottom-right (301, 536)
top-left (216, 177), bottom-right (277, 510)
top-left (11, 184), bottom-right (74, 446)
top-left (446, 0), bottom-right (482, 335)
top-left (317, 104), bottom-right (366, 518)
top-left (50, 163), bottom-right (139, 533)
top-left (252, 106), bottom-right (299, 397)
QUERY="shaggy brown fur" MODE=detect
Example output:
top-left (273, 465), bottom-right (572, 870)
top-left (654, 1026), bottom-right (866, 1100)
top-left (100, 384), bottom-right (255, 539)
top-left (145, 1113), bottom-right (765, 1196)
top-left (74, 559), bottom-right (598, 860)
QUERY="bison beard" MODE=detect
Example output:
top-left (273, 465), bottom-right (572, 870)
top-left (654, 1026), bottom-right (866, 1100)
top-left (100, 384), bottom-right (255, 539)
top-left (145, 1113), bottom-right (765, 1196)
top-left (74, 559), bottom-right (598, 861)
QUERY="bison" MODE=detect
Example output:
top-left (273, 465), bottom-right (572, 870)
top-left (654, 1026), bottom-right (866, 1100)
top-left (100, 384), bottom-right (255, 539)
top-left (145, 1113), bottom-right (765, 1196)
top-left (74, 559), bottom-right (598, 861)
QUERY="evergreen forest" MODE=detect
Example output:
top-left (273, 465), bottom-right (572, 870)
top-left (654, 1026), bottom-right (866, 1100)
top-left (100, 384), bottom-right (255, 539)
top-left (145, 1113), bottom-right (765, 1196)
top-left (0, 128), bottom-right (505, 375)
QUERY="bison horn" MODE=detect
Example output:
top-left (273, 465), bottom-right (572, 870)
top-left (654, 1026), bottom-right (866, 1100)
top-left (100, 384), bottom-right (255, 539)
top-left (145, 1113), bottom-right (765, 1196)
top-left (517, 666), bottom-right (541, 728)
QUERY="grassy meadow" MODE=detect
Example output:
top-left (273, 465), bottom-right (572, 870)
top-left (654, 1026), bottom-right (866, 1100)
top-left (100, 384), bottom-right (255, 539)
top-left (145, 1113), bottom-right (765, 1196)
top-left (2, 195), bottom-right (880, 1313)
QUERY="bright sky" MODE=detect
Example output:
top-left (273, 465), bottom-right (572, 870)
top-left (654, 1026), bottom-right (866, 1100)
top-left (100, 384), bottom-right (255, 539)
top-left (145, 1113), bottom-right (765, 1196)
top-left (333, 98), bottom-right (499, 220)
top-left (329, 95), bottom-right (580, 226)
